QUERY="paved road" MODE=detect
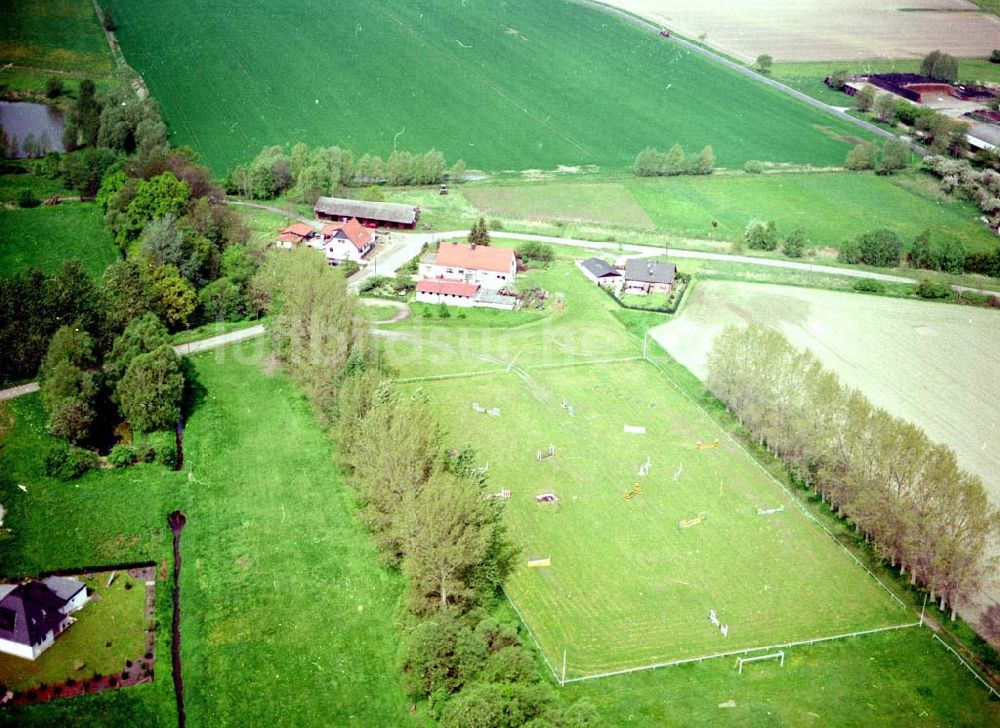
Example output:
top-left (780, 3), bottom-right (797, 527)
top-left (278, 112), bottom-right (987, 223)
top-left (0, 325), bottom-right (268, 403)
top-left (412, 229), bottom-right (999, 297)
top-left (571, 0), bottom-right (926, 156)
top-left (348, 232), bottom-right (437, 291)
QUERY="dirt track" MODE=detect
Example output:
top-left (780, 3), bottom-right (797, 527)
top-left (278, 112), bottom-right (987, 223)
top-left (595, 0), bottom-right (1000, 62)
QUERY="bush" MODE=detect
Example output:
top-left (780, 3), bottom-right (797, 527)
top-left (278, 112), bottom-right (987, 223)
top-left (44, 77), bottom-right (64, 99)
top-left (43, 442), bottom-right (97, 480)
top-left (845, 143), bottom-right (876, 171)
top-left (744, 219), bottom-right (778, 250)
top-left (518, 241), bottom-right (555, 266)
top-left (358, 275), bottom-right (392, 294)
top-left (839, 228), bottom-right (903, 267)
top-left (743, 160), bottom-right (764, 174)
top-left (991, 50), bottom-right (1000, 64)
top-left (108, 443), bottom-right (137, 468)
top-left (914, 279), bottom-right (952, 299)
top-left (143, 430), bottom-right (177, 468)
top-left (339, 260), bottom-right (360, 277)
top-left (852, 278), bottom-right (885, 294)
top-left (782, 227), bottom-right (806, 258)
top-left (16, 188), bottom-right (40, 208)
top-left (437, 303), bottom-right (451, 319)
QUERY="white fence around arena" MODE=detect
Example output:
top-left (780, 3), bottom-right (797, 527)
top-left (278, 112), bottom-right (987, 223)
top-left (557, 621), bottom-right (921, 686)
top-left (932, 633), bottom-right (1000, 699)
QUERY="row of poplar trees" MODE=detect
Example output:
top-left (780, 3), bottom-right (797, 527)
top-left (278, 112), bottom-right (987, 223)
top-left (707, 324), bottom-right (999, 621)
top-left (263, 251), bottom-right (598, 725)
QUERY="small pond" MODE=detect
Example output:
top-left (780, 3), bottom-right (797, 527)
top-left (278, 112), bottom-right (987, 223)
top-left (0, 101), bottom-right (66, 157)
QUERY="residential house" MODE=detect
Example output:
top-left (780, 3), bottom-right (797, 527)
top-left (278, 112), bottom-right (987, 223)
top-left (314, 197), bottom-right (420, 229)
top-left (416, 242), bottom-right (518, 310)
top-left (578, 257), bottom-right (622, 288)
top-left (275, 223), bottom-right (316, 249)
top-left (419, 242), bottom-right (517, 288)
top-left (0, 577), bottom-right (87, 660)
top-left (623, 258), bottom-right (676, 296)
top-left (320, 218), bottom-right (376, 264)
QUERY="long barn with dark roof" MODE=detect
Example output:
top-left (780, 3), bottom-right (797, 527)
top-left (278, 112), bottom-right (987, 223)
top-left (313, 196), bottom-right (420, 229)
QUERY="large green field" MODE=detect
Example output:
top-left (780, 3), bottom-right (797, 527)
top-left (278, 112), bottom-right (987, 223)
top-left (106, 0), bottom-right (871, 174)
top-left (0, 202), bottom-right (120, 279)
top-left (0, 0), bottom-right (113, 73)
top-left (456, 171), bottom-right (1000, 254)
top-left (0, 341), bottom-right (417, 725)
top-left (389, 261), bottom-right (906, 678)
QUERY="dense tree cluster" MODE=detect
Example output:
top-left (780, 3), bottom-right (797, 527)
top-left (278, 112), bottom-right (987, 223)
top-left (923, 155), bottom-right (1000, 232)
top-left (633, 144), bottom-right (714, 177)
top-left (920, 50), bottom-right (959, 84)
top-left (844, 139), bottom-right (909, 175)
top-left (838, 228), bottom-right (903, 267)
top-left (707, 324), bottom-right (1000, 620)
top-left (226, 143), bottom-right (458, 203)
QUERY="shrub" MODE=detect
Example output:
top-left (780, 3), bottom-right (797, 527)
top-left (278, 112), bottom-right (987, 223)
top-left (915, 279), bottom-right (951, 299)
top-left (744, 219), bottom-right (778, 250)
top-left (339, 260), bottom-right (360, 277)
top-left (743, 160), bottom-right (764, 174)
top-left (489, 219), bottom-right (503, 231)
top-left (839, 228), bottom-right (902, 267)
top-left (143, 430), bottom-right (177, 468)
top-left (437, 303), bottom-right (451, 319)
top-left (852, 278), bottom-right (885, 294)
top-left (44, 76), bottom-right (64, 99)
top-left (108, 443), bottom-right (137, 468)
top-left (991, 50), bottom-right (1000, 64)
top-left (845, 143), bottom-right (876, 171)
top-left (43, 442), bottom-right (97, 480)
top-left (16, 188), bottom-right (40, 208)
top-left (782, 227), bottom-right (806, 258)
top-left (358, 275), bottom-right (391, 294)
top-left (518, 241), bottom-right (555, 266)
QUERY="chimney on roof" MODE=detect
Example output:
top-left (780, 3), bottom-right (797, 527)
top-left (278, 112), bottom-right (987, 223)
top-left (470, 243), bottom-right (476, 250)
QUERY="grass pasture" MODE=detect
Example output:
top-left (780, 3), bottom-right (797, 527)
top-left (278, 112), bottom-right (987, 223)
top-left (0, 202), bottom-right (120, 279)
top-left (0, 0), bottom-right (113, 73)
top-left (463, 183), bottom-right (653, 228)
top-left (404, 359), bottom-right (908, 677)
top-left (106, 0), bottom-right (871, 174)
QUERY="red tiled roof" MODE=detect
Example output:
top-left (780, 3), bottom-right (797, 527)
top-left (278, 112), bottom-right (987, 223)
top-left (277, 232), bottom-right (300, 243)
top-left (278, 223), bottom-right (315, 238)
top-left (435, 243), bottom-right (515, 274)
top-left (323, 218), bottom-right (375, 252)
top-left (416, 279), bottom-right (480, 298)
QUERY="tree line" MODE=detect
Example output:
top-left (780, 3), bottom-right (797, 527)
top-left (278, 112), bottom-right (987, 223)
top-left (706, 324), bottom-right (1000, 621)
top-left (633, 144), bottom-right (714, 177)
top-left (225, 143), bottom-right (468, 203)
top-left (261, 251), bottom-right (597, 726)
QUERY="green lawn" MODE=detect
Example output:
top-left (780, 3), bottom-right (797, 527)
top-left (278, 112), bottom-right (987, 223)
top-left (0, 202), bottom-right (120, 279)
top-left (0, 0), bottom-right (113, 73)
top-left (0, 341), bottom-right (420, 725)
top-left (464, 183), bottom-right (654, 228)
top-left (565, 628), bottom-right (1000, 726)
top-left (403, 360), bottom-right (908, 677)
top-left (627, 171), bottom-right (999, 253)
top-left (106, 0), bottom-right (872, 174)
top-left (0, 575), bottom-right (147, 692)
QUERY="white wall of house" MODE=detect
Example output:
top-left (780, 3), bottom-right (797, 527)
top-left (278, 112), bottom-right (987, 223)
top-left (419, 262), bottom-right (515, 289)
top-left (62, 589), bottom-right (88, 614)
top-left (325, 238), bottom-right (367, 264)
top-left (415, 290), bottom-right (477, 308)
top-left (0, 635), bottom-right (36, 660)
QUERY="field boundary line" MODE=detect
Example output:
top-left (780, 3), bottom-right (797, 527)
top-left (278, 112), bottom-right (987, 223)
top-left (521, 356), bottom-right (645, 372)
top-left (561, 621), bottom-right (920, 685)
top-left (500, 587), bottom-right (563, 685)
top-left (932, 633), bottom-right (1000, 699)
top-left (641, 349), bottom-right (911, 612)
top-left (392, 368), bottom-right (509, 385)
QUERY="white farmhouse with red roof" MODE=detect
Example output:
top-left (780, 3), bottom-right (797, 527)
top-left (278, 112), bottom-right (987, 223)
top-left (416, 242), bottom-right (518, 310)
top-left (320, 218), bottom-right (376, 263)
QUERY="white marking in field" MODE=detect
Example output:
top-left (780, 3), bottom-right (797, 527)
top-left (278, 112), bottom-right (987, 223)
top-left (624, 425), bottom-right (646, 434)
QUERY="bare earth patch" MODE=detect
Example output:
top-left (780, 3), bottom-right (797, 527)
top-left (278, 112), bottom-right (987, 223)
top-left (598, 0), bottom-right (1000, 62)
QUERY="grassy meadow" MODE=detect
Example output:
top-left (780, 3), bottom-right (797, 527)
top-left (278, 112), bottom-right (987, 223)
top-left (0, 202), bottom-right (120, 279)
top-left (106, 0), bottom-right (871, 174)
top-left (0, 340), bottom-right (418, 725)
top-left (0, 0), bottom-right (113, 73)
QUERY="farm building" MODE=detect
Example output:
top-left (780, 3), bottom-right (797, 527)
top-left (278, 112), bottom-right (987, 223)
top-left (276, 223), bottom-right (316, 249)
top-left (420, 242), bottom-right (517, 288)
top-left (416, 242), bottom-right (518, 310)
top-left (320, 218), bottom-right (376, 264)
top-left (623, 258), bottom-right (676, 296)
top-left (578, 257), bottom-right (622, 287)
top-left (314, 197), bottom-right (420, 230)
top-left (415, 279), bottom-right (516, 310)
top-left (0, 577), bottom-right (87, 660)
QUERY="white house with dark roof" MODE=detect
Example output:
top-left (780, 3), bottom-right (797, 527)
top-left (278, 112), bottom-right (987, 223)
top-left (0, 577), bottom-right (87, 660)
top-left (577, 257), bottom-right (622, 288)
